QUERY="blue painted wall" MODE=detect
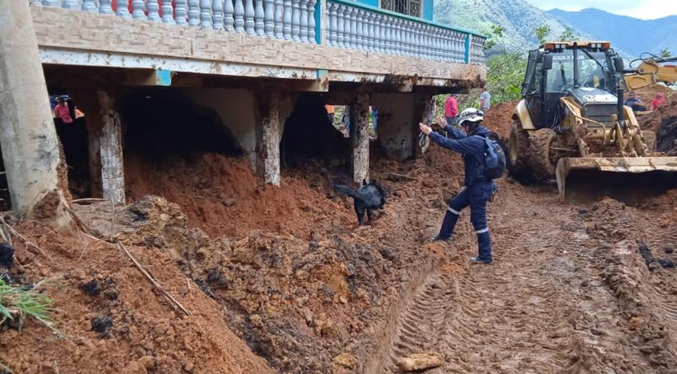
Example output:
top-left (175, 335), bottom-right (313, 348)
top-left (356, 0), bottom-right (379, 7)
top-left (422, 0), bottom-right (433, 20)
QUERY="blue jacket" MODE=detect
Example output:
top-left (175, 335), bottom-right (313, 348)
top-left (429, 125), bottom-right (495, 188)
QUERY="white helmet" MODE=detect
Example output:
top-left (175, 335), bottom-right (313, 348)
top-left (457, 108), bottom-right (484, 127)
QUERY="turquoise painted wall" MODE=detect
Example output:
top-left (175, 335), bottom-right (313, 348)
top-left (422, 0), bottom-right (433, 20)
top-left (356, 0), bottom-right (379, 7)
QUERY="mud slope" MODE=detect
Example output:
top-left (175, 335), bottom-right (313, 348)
top-left (0, 220), bottom-right (273, 374)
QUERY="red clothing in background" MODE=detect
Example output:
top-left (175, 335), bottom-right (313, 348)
top-left (444, 96), bottom-right (458, 118)
top-left (53, 104), bottom-right (73, 124)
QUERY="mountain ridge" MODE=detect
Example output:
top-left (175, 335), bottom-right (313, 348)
top-left (433, 0), bottom-right (675, 58)
top-left (547, 8), bottom-right (677, 57)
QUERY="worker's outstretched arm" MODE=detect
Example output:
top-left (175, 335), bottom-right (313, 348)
top-left (428, 132), bottom-right (475, 155)
top-left (444, 126), bottom-right (467, 139)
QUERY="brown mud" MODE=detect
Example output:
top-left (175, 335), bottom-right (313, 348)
top-left (2, 97), bottom-right (677, 374)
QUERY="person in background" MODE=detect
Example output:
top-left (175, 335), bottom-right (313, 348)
top-left (652, 93), bottom-right (666, 111)
top-left (371, 106), bottom-right (379, 140)
top-left (325, 104), bottom-right (335, 125)
top-left (624, 91), bottom-right (646, 112)
top-left (342, 106), bottom-right (351, 138)
top-left (53, 96), bottom-right (73, 125)
top-left (444, 94), bottom-right (458, 126)
top-left (478, 87), bottom-right (491, 111)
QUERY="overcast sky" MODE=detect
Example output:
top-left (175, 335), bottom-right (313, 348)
top-left (522, 0), bottom-right (677, 20)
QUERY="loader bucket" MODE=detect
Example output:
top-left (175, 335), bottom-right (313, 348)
top-left (556, 157), bottom-right (677, 204)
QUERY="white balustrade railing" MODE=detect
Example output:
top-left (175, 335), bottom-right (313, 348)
top-left (325, 0), bottom-right (483, 63)
top-left (43, 0), bottom-right (319, 44)
top-left (38, 0), bottom-right (486, 63)
top-left (470, 35), bottom-right (486, 65)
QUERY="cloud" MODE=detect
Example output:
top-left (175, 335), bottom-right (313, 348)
top-left (523, 0), bottom-right (677, 20)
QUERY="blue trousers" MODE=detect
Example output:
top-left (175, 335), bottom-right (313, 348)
top-left (436, 183), bottom-right (493, 261)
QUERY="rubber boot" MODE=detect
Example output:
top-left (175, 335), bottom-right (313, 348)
top-left (474, 231), bottom-right (493, 263)
top-left (433, 211), bottom-right (459, 242)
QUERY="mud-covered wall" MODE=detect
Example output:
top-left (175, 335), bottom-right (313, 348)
top-left (372, 93), bottom-right (416, 161)
top-left (183, 88), bottom-right (258, 167)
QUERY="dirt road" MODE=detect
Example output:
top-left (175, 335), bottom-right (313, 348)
top-left (373, 182), bottom-right (677, 374)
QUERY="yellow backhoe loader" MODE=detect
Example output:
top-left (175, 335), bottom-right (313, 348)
top-left (508, 41), bottom-right (677, 203)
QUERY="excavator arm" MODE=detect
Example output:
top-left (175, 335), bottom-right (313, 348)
top-left (624, 56), bottom-right (677, 91)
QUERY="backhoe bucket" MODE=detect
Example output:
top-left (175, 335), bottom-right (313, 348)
top-left (556, 157), bottom-right (677, 204)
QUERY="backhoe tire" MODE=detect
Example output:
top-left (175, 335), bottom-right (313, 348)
top-left (530, 128), bottom-right (559, 180)
top-left (507, 120), bottom-right (531, 176)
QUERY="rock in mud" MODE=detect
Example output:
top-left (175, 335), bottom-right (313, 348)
top-left (659, 259), bottom-right (675, 269)
top-left (638, 243), bottom-right (656, 269)
top-left (398, 353), bottom-right (443, 371)
top-left (333, 352), bottom-right (357, 369)
top-left (80, 279), bottom-right (101, 296)
top-left (0, 242), bottom-right (14, 269)
top-left (91, 316), bottom-right (113, 336)
top-left (665, 247), bottom-right (675, 254)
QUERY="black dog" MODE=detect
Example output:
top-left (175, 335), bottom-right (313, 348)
top-left (334, 180), bottom-right (386, 225)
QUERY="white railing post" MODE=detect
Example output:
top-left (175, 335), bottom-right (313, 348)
top-left (413, 22), bottom-right (421, 57)
top-left (264, 0), bottom-right (274, 36)
top-left (99, 0), bottom-right (114, 14)
top-left (299, 0), bottom-right (309, 42)
top-left (348, 6), bottom-right (357, 49)
top-left (200, 0), bottom-right (212, 28)
top-left (62, 0), bottom-right (79, 10)
top-left (82, 0), bottom-right (97, 12)
top-left (274, 0), bottom-right (284, 38)
top-left (373, 13), bottom-right (382, 52)
top-left (115, 0), bottom-right (131, 18)
top-left (383, 15), bottom-right (391, 54)
top-left (225, 0), bottom-right (235, 30)
top-left (186, 0), bottom-right (199, 24)
top-left (175, 0), bottom-right (188, 24)
top-left (367, 12), bottom-right (376, 51)
top-left (354, 8), bottom-right (365, 49)
top-left (131, 0), bottom-right (147, 19)
top-left (42, 0), bottom-right (60, 7)
top-left (283, 0), bottom-right (292, 39)
top-left (255, 0), bottom-right (265, 35)
top-left (308, 0), bottom-right (317, 43)
top-left (148, 0), bottom-right (161, 21)
top-left (336, 4), bottom-right (346, 48)
top-left (213, 0), bottom-right (224, 29)
top-left (234, 0), bottom-right (245, 31)
top-left (328, 2), bottom-right (338, 46)
top-left (245, 0), bottom-right (255, 34)
top-left (395, 18), bottom-right (404, 55)
top-left (291, 0), bottom-right (300, 41)
top-left (163, 0), bottom-right (176, 24)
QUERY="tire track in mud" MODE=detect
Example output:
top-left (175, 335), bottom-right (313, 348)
top-left (374, 274), bottom-right (449, 374)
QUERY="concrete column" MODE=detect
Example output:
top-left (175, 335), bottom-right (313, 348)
top-left (257, 92), bottom-right (281, 186)
top-left (352, 93), bottom-right (370, 184)
top-left (0, 0), bottom-right (72, 227)
top-left (97, 89), bottom-right (126, 205)
top-left (88, 133), bottom-right (103, 198)
top-left (417, 94), bottom-right (435, 157)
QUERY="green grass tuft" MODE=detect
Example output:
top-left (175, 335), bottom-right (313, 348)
top-left (0, 277), bottom-right (55, 333)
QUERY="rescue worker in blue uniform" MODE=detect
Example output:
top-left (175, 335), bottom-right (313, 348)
top-left (419, 108), bottom-right (495, 264)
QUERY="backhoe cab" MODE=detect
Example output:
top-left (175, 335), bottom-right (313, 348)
top-left (509, 41), bottom-right (677, 203)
